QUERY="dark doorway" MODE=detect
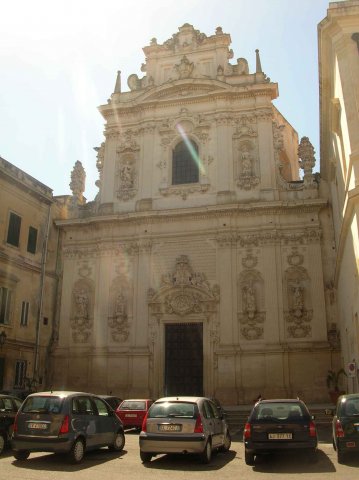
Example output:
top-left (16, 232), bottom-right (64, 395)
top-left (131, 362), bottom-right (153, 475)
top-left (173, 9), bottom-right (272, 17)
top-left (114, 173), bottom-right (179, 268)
top-left (165, 322), bottom-right (203, 396)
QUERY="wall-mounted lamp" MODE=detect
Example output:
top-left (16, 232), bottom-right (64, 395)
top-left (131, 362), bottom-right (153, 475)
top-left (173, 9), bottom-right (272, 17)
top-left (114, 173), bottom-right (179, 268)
top-left (0, 330), bottom-right (7, 349)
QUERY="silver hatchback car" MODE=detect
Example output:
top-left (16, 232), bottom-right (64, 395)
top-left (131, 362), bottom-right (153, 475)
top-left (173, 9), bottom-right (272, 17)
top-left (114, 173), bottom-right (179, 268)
top-left (139, 396), bottom-right (231, 463)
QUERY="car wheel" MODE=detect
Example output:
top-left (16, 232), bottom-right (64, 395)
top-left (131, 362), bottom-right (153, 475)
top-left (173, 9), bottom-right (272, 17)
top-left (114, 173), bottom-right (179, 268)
top-left (245, 450), bottom-right (255, 466)
top-left (200, 439), bottom-right (212, 464)
top-left (0, 434), bottom-right (5, 455)
top-left (109, 431), bottom-right (125, 452)
top-left (14, 450), bottom-right (30, 461)
top-left (68, 438), bottom-right (85, 464)
top-left (140, 451), bottom-right (152, 463)
top-left (220, 431), bottom-right (231, 452)
top-left (337, 449), bottom-right (346, 464)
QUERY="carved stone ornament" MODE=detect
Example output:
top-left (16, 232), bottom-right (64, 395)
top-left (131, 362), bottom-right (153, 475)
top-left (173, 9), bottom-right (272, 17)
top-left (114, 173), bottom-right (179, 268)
top-left (287, 248), bottom-right (304, 267)
top-left (242, 252), bottom-right (258, 269)
top-left (116, 155), bottom-right (137, 201)
top-left (70, 282), bottom-right (93, 343)
top-left (235, 140), bottom-right (260, 190)
top-left (238, 272), bottom-right (265, 340)
top-left (148, 255), bottom-right (219, 321)
top-left (298, 136), bottom-right (317, 189)
top-left (69, 160), bottom-right (86, 204)
top-left (285, 279), bottom-right (313, 338)
top-left (108, 293), bottom-right (130, 342)
top-left (174, 55), bottom-right (194, 79)
top-left (159, 183), bottom-right (209, 200)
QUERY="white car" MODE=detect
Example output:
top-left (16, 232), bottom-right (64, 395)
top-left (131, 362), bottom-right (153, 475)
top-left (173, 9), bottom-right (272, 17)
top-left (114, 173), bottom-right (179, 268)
top-left (139, 396), bottom-right (231, 463)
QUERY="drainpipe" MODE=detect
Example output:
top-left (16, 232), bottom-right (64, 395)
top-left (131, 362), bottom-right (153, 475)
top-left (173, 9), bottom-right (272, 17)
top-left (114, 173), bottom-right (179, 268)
top-left (33, 202), bottom-right (52, 381)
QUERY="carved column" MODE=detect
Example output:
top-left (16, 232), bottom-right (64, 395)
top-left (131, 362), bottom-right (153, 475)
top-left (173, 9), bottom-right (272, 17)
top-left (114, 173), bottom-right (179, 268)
top-left (140, 124), bottom-right (156, 199)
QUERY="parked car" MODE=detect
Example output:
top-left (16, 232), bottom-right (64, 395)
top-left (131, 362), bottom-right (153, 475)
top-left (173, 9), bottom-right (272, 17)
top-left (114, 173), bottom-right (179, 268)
top-left (330, 393), bottom-right (359, 463)
top-left (139, 396), bottom-right (231, 463)
top-left (98, 395), bottom-right (123, 411)
top-left (116, 399), bottom-right (154, 431)
top-left (12, 391), bottom-right (125, 463)
top-left (243, 398), bottom-right (317, 465)
top-left (0, 394), bottom-right (22, 454)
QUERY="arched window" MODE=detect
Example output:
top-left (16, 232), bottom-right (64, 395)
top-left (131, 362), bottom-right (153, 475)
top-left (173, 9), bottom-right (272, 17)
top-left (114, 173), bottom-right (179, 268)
top-left (172, 140), bottom-right (199, 185)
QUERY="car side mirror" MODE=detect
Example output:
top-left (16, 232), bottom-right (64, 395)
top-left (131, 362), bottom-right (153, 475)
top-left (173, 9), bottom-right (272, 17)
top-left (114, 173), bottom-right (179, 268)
top-left (311, 414), bottom-right (316, 420)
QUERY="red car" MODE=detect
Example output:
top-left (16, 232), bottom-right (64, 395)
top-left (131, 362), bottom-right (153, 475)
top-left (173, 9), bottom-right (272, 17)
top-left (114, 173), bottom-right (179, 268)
top-left (116, 399), bottom-right (154, 430)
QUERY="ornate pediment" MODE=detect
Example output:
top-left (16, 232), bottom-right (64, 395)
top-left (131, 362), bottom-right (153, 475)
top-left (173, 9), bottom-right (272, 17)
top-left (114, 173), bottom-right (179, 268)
top-left (148, 255), bottom-right (219, 318)
top-left (138, 80), bottom-right (228, 102)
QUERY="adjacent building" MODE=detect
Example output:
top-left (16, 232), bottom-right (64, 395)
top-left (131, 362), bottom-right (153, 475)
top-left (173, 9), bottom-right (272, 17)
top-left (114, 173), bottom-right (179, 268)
top-left (0, 156), bottom-right (59, 395)
top-left (319, 0), bottom-right (359, 393)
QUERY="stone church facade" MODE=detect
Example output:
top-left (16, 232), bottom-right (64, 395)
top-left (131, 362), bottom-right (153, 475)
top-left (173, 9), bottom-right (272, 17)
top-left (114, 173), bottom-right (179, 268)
top-left (51, 24), bottom-right (339, 404)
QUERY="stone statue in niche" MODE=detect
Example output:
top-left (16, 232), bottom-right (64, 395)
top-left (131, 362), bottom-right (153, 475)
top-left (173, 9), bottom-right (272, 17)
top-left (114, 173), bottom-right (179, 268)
top-left (291, 281), bottom-right (304, 317)
top-left (108, 293), bottom-right (130, 342)
top-left (243, 284), bottom-right (256, 319)
top-left (120, 162), bottom-right (135, 189)
top-left (74, 289), bottom-right (89, 323)
top-left (241, 148), bottom-right (253, 176)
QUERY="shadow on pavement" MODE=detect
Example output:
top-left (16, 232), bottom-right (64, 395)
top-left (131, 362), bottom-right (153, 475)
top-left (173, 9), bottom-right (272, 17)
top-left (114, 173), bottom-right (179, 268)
top-left (250, 449), bottom-right (335, 474)
top-left (11, 448), bottom-right (127, 472)
top-left (141, 449), bottom-right (236, 471)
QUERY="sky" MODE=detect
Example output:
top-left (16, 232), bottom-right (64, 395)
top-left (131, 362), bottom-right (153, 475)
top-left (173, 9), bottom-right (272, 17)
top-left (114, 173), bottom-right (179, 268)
top-left (0, 0), bottom-right (332, 201)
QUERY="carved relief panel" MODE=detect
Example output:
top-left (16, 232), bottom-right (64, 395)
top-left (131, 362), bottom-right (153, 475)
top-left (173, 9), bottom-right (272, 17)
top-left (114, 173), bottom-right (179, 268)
top-left (233, 116), bottom-right (260, 190)
top-left (238, 250), bottom-right (265, 340)
top-left (70, 278), bottom-right (94, 343)
top-left (108, 275), bottom-right (131, 343)
top-left (284, 252), bottom-right (313, 338)
top-left (115, 131), bottom-right (139, 201)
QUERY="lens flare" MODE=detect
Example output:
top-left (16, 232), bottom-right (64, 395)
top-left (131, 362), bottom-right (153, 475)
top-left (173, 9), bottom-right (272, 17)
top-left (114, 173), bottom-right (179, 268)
top-left (175, 123), bottom-right (205, 175)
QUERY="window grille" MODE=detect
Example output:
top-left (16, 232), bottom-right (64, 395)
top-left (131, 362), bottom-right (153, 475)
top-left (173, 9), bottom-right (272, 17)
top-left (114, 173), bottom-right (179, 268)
top-left (14, 360), bottom-right (27, 388)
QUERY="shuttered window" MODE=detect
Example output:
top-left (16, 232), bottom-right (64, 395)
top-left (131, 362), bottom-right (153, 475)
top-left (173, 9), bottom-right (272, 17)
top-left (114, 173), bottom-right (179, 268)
top-left (27, 226), bottom-right (38, 254)
top-left (20, 301), bottom-right (29, 326)
top-left (7, 212), bottom-right (21, 247)
top-left (0, 287), bottom-right (11, 325)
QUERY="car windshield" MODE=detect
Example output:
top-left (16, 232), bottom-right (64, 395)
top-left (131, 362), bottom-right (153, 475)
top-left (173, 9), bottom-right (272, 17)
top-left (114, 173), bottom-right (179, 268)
top-left (120, 401), bottom-right (146, 410)
top-left (22, 396), bottom-right (63, 414)
top-left (252, 402), bottom-right (309, 422)
top-left (148, 401), bottom-right (196, 418)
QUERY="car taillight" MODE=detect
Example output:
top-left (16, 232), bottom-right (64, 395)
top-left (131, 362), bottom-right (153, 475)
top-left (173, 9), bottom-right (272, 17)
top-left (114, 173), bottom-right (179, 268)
top-left (141, 411), bottom-right (149, 432)
top-left (243, 422), bottom-right (251, 439)
top-left (309, 421), bottom-right (317, 437)
top-left (59, 415), bottom-right (69, 434)
top-left (13, 413), bottom-right (18, 432)
top-left (194, 414), bottom-right (204, 433)
top-left (335, 419), bottom-right (345, 438)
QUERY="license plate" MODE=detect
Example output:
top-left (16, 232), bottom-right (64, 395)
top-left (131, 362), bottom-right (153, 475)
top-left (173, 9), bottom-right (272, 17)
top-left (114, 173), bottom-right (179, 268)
top-left (158, 424), bottom-right (182, 432)
top-left (125, 414), bottom-right (137, 417)
top-left (346, 441), bottom-right (356, 448)
top-left (28, 422), bottom-right (48, 430)
top-left (268, 433), bottom-right (292, 440)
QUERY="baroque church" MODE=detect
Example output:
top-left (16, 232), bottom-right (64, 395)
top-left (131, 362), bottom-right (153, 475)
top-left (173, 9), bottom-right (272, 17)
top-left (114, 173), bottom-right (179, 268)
top-left (4, 1), bottom-right (359, 404)
top-left (49, 23), bottom-right (339, 404)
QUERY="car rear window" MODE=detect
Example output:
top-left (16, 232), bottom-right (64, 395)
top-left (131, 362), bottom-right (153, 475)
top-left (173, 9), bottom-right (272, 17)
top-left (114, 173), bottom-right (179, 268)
top-left (148, 401), bottom-right (197, 419)
top-left (252, 402), bottom-right (309, 421)
top-left (120, 400), bottom-right (146, 410)
top-left (22, 396), bottom-right (63, 414)
top-left (341, 397), bottom-right (359, 416)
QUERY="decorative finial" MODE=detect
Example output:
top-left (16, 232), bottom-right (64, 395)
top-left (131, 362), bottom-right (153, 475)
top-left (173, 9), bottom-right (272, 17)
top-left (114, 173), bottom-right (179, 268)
top-left (70, 160), bottom-right (86, 204)
top-left (255, 49), bottom-right (263, 73)
top-left (114, 70), bottom-right (121, 93)
top-left (215, 26), bottom-right (223, 35)
top-left (298, 136), bottom-right (316, 188)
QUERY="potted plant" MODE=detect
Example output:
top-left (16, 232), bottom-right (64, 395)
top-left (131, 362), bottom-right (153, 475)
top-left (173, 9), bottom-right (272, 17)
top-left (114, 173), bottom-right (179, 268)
top-left (326, 369), bottom-right (347, 404)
